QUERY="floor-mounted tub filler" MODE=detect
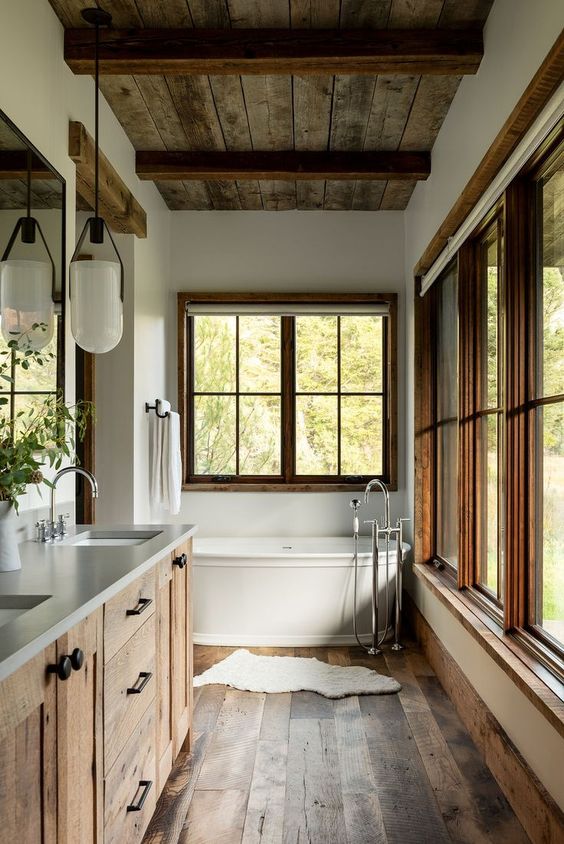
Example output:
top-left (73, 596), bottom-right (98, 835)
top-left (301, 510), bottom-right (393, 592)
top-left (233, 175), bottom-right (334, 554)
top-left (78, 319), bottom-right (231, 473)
top-left (192, 481), bottom-right (408, 649)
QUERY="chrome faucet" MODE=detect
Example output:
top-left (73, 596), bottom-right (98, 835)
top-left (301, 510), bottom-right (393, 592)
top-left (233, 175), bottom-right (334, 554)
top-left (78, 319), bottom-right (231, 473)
top-left (362, 478), bottom-right (408, 653)
top-left (46, 467), bottom-right (99, 540)
top-left (363, 477), bottom-right (390, 529)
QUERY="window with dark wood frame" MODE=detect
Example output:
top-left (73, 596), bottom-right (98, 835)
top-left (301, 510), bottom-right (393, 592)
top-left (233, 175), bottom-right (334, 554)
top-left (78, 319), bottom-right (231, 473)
top-left (417, 120), bottom-right (564, 681)
top-left (177, 293), bottom-right (397, 491)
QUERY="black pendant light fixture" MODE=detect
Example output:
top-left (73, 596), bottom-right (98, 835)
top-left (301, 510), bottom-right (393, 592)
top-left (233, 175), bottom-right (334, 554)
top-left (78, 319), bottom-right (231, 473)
top-left (0, 149), bottom-right (56, 350)
top-left (69, 6), bottom-right (124, 354)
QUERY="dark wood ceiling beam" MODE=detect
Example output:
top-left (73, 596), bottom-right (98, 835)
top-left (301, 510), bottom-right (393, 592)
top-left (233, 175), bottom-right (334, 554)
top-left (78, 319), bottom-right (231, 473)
top-left (64, 28), bottom-right (483, 76)
top-left (136, 150), bottom-right (431, 181)
top-left (0, 151), bottom-right (52, 179)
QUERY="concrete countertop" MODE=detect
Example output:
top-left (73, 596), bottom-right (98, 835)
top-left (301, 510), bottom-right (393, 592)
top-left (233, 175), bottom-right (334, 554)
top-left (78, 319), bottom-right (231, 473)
top-left (0, 523), bottom-right (197, 682)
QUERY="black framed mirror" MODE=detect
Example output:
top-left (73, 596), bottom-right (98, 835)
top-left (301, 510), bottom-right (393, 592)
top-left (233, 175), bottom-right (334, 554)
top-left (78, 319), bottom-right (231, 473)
top-left (0, 108), bottom-right (66, 422)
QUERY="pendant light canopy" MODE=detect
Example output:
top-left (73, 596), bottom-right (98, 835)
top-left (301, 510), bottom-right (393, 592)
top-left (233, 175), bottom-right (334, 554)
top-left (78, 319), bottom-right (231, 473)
top-left (0, 152), bottom-right (56, 351)
top-left (70, 6), bottom-right (124, 354)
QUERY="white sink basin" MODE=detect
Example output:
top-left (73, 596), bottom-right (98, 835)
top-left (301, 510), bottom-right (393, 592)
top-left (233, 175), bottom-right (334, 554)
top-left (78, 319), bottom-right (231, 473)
top-left (0, 594), bottom-right (51, 629)
top-left (63, 530), bottom-right (162, 548)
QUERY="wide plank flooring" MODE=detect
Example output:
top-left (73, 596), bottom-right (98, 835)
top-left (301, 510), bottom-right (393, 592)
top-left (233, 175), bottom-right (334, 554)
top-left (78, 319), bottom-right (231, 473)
top-left (143, 644), bottom-right (529, 844)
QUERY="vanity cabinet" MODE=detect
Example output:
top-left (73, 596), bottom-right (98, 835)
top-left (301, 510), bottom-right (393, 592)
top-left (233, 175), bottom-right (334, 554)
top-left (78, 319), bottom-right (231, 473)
top-left (0, 610), bottom-right (103, 844)
top-left (0, 539), bottom-right (193, 843)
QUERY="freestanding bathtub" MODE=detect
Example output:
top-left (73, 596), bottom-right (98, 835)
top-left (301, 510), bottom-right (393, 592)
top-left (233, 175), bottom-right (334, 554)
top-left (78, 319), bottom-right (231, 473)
top-left (192, 536), bottom-right (410, 647)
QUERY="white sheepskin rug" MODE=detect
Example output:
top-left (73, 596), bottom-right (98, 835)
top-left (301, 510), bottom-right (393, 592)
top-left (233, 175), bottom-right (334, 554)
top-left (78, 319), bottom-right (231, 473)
top-left (193, 649), bottom-right (401, 698)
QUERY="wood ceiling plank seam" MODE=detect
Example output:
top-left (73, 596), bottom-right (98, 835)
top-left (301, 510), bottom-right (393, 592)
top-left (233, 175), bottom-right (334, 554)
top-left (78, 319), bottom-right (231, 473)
top-left (388, 0), bottom-right (445, 28)
top-left (400, 75), bottom-right (462, 151)
top-left (350, 69), bottom-right (381, 209)
top-left (289, 0), bottom-right (341, 28)
top-left (99, 76), bottom-right (165, 150)
top-left (187, 0), bottom-right (231, 28)
top-left (233, 74), bottom-right (265, 210)
top-left (166, 76), bottom-right (226, 151)
top-left (134, 76), bottom-right (189, 151)
top-left (339, 0), bottom-right (392, 28)
top-left (380, 179), bottom-right (416, 209)
top-left (133, 0), bottom-right (194, 27)
top-left (204, 73), bottom-right (248, 210)
top-left (228, 0), bottom-right (291, 210)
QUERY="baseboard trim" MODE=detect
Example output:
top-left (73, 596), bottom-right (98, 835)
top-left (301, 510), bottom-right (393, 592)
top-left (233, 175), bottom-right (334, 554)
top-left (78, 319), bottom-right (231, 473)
top-left (405, 593), bottom-right (564, 844)
top-left (193, 632), bottom-right (379, 647)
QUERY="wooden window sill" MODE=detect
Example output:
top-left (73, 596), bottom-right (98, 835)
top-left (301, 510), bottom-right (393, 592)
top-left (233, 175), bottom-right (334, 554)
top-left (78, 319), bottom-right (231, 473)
top-left (181, 482), bottom-right (401, 493)
top-left (413, 562), bottom-right (564, 740)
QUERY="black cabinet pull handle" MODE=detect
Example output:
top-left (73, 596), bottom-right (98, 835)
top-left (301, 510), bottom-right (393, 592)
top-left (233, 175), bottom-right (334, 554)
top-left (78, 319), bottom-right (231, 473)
top-left (126, 597), bottom-right (152, 616)
top-left (70, 648), bottom-right (84, 671)
top-left (173, 553), bottom-right (187, 569)
top-left (127, 780), bottom-right (152, 812)
top-left (127, 671), bottom-right (152, 695)
top-left (48, 655), bottom-right (72, 681)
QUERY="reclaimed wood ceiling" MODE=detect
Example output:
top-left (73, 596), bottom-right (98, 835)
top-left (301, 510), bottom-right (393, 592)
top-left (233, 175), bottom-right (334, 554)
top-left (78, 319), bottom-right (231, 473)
top-left (49, 0), bottom-right (494, 211)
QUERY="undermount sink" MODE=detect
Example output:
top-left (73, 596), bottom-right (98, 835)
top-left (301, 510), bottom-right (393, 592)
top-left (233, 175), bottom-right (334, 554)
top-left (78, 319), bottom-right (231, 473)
top-left (0, 595), bottom-right (51, 629)
top-left (63, 530), bottom-right (162, 548)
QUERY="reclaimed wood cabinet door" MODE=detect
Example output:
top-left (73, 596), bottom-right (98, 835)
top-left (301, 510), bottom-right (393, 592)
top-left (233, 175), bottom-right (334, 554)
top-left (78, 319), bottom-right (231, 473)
top-left (171, 538), bottom-right (193, 756)
top-left (156, 554), bottom-right (174, 794)
top-left (56, 609), bottom-right (104, 844)
top-left (0, 647), bottom-right (58, 843)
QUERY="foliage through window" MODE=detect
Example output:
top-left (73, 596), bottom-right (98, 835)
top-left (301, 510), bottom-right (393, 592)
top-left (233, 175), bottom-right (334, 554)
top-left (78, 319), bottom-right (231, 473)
top-left (181, 296), bottom-right (396, 487)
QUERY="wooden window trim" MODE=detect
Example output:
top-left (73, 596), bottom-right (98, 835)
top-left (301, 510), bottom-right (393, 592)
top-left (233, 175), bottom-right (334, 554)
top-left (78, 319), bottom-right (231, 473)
top-left (177, 291), bottom-right (398, 491)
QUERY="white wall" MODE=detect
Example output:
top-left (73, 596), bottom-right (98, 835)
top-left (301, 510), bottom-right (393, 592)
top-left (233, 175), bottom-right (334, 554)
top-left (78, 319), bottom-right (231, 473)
top-left (168, 211), bottom-right (407, 537)
top-left (403, 0), bottom-right (564, 808)
top-left (0, 0), bottom-right (171, 525)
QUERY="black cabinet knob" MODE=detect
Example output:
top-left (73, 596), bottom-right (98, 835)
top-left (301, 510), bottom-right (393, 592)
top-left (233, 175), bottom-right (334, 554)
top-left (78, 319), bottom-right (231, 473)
top-left (173, 553), bottom-right (187, 569)
top-left (70, 648), bottom-right (84, 671)
top-left (48, 655), bottom-right (72, 681)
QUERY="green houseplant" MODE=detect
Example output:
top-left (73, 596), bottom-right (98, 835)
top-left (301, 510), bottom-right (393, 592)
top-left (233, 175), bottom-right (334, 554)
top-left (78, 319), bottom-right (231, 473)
top-left (0, 329), bottom-right (93, 570)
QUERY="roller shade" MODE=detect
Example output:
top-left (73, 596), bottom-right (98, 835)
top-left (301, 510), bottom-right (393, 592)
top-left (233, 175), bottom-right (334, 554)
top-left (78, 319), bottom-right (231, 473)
top-left (185, 301), bottom-right (390, 316)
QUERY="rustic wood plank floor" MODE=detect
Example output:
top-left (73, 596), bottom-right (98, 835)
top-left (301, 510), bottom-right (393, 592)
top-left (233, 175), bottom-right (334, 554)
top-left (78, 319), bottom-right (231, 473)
top-left (143, 644), bottom-right (530, 844)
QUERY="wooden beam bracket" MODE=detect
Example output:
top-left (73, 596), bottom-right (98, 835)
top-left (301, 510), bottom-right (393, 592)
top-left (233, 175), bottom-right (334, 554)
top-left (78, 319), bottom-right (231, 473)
top-left (69, 121), bottom-right (147, 238)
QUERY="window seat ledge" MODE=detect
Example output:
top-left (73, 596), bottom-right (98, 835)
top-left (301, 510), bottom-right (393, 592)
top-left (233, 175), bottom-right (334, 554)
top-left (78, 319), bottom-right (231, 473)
top-left (412, 562), bottom-right (564, 740)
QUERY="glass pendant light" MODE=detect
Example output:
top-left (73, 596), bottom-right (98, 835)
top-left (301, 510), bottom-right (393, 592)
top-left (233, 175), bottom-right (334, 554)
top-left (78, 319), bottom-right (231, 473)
top-left (70, 7), bottom-right (124, 354)
top-left (0, 150), bottom-right (55, 351)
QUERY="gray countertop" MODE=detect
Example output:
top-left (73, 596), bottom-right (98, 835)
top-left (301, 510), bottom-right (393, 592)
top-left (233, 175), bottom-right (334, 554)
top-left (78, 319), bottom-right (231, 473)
top-left (0, 523), bottom-right (197, 682)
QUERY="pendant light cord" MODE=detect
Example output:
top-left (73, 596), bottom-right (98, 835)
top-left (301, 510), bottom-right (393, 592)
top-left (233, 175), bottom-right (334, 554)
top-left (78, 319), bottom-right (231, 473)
top-left (95, 16), bottom-right (100, 220)
top-left (26, 149), bottom-right (31, 218)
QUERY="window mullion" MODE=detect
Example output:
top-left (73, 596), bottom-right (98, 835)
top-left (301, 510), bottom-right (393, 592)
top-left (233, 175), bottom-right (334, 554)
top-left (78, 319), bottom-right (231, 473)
top-left (282, 316), bottom-right (294, 482)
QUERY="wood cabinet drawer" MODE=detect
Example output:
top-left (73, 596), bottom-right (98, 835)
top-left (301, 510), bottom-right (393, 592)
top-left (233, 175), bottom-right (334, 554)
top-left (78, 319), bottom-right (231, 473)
top-left (104, 615), bottom-right (156, 772)
top-left (104, 568), bottom-right (156, 663)
top-left (104, 702), bottom-right (157, 844)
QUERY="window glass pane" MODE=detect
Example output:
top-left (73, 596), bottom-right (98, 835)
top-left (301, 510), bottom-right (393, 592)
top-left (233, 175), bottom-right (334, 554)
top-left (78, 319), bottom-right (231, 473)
top-left (14, 320), bottom-right (58, 392)
top-left (13, 394), bottom-right (54, 440)
top-left (296, 395), bottom-right (337, 474)
top-left (535, 401), bottom-right (564, 644)
top-left (193, 316), bottom-right (236, 393)
top-left (484, 234), bottom-right (500, 408)
top-left (239, 396), bottom-right (281, 475)
top-left (295, 316), bottom-right (337, 392)
top-left (239, 316), bottom-right (281, 394)
top-left (435, 264), bottom-right (458, 568)
top-left (194, 395), bottom-right (236, 474)
top-left (340, 396), bottom-right (382, 475)
top-left (437, 422), bottom-right (458, 566)
top-left (538, 166), bottom-right (564, 398)
top-left (340, 316), bottom-right (383, 393)
top-left (479, 413), bottom-right (501, 596)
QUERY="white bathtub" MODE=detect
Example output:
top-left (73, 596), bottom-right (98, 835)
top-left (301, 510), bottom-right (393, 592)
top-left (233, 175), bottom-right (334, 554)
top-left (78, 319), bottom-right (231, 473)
top-left (193, 536), bottom-right (409, 647)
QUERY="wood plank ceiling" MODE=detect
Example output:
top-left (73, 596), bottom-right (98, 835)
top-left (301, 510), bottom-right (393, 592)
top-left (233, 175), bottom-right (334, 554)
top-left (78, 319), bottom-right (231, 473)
top-left (49, 0), bottom-right (494, 211)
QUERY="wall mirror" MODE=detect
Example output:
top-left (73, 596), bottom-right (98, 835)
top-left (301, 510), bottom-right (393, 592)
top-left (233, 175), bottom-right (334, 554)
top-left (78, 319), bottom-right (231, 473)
top-left (0, 109), bottom-right (65, 424)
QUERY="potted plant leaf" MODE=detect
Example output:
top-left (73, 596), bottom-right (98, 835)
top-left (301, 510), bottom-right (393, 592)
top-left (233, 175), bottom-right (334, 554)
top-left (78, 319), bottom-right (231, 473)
top-left (0, 327), bottom-right (93, 571)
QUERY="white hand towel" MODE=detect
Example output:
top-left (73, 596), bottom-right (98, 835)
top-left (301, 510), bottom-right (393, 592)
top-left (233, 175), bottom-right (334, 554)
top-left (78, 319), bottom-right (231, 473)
top-left (150, 400), bottom-right (182, 514)
top-left (166, 411), bottom-right (182, 516)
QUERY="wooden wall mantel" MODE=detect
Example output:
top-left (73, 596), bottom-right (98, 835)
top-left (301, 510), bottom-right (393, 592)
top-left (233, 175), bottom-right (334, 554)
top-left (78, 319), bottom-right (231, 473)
top-left (69, 121), bottom-right (147, 238)
top-left (64, 28), bottom-right (483, 77)
top-left (136, 150), bottom-right (431, 182)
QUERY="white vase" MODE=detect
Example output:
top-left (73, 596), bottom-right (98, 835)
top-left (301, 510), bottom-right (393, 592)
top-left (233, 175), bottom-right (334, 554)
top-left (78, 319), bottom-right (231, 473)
top-left (0, 501), bottom-right (21, 572)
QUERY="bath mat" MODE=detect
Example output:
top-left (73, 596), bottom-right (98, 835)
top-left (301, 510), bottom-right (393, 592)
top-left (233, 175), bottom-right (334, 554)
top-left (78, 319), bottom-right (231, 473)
top-left (193, 649), bottom-right (400, 698)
